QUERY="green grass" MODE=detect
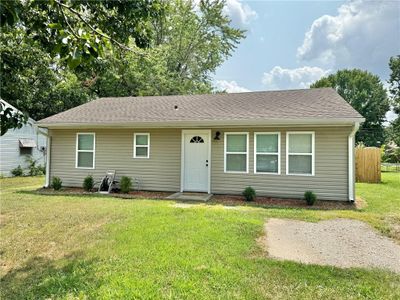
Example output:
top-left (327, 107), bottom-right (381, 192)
top-left (1, 174), bottom-right (400, 299)
top-left (357, 172), bottom-right (400, 213)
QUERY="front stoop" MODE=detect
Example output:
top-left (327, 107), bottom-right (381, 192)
top-left (166, 192), bottom-right (213, 202)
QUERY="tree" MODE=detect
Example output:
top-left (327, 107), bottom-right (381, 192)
top-left (388, 55), bottom-right (400, 146)
top-left (1, 0), bottom-right (166, 68)
top-left (0, 28), bottom-right (90, 122)
top-left (78, 0), bottom-right (245, 97)
top-left (0, 0), bottom-right (167, 132)
top-left (311, 69), bottom-right (390, 146)
top-left (0, 101), bottom-right (28, 136)
top-left (0, 0), bottom-right (245, 134)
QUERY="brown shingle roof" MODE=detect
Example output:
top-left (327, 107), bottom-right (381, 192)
top-left (38, 88), bottom-right (363, 126)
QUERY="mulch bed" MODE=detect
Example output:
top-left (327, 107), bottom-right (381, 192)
top-left (35, 187), bottom-right (170, 200)
top-left (35, 187), bottom-right (364, 210)
top-left (211, 194), bottom-right (364, 210)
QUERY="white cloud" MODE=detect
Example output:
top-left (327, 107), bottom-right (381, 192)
top-left (386, 110), bottom-right (398, 123)
top-left (261, 66), bottom-right (330, 90)
top-left (223, 0), bottom-right (257, 28)
top-left (215, 80), bottom-right (251, 93)
top-left (297, 0), bottom-right (400, 77)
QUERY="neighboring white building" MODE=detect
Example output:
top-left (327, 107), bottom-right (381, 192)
top-left (0, 100), bottom-right (47, 177)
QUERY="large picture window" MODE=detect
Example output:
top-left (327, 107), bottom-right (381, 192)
top-left (76, 133), bottom-right (95, 169)
top-left (224, 132), bottom-right (248, 173)
top-left (286, 132), bottom-right (315, 176)
top-left (134, 133), bottom-right (150, 158)
top-left (254, 133), bottom-right (280, 174)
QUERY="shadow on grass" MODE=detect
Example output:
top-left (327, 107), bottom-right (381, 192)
top-left (1, 253), bottom-right (101, 299)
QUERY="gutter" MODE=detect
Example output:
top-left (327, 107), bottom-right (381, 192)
top-left (348, 122), bottom-right (360, 202)
top-left (37, 117), bottom-right (365, 129)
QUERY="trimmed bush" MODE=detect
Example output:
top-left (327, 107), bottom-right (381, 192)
top-left (83, 175), bottom-right (94, 191)
top-left (52, 176), bottom-right (62, 191)
top-left (120, 176), bottom-right (132, 194)
top-left (304, 191), bottom-right (317, 206)
top-left (11, 165), bottom-right (24, 177)
top-left (242, 186), bottom-right (256, 202)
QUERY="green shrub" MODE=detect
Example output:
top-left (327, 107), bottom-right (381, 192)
top-left (11, 165), bottom-right (24, 177)
top-left (382, 144), bottom-right (400, 163)
top-left (242, 186), bottom-right (256, 202)
top-left (83, 175), bottom-right (94, 191)
top-left (52, 176), bottom-right (62, 190)
top-left (37, 165), bottom-right (46, 174)
top-left (120, 176), bottom-right (132, 193)
top-left (25, 156), bottom-right (45, 176)
top-left (304, 191), bottom-right (317, 206)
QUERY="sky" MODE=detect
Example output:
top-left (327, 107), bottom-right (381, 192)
top-left (212, 0), bottom-right (400, 120)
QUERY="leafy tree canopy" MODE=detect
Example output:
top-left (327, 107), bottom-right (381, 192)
top-left (1, 0), bottom-right (166, 68)
top-left (311, 69), bottom-right (390, 146)
top-left (0, 0), bottom-right (245, 135)
top-left (81, 0), bottom-right (244, 97)
top-left (0, 28), bottom-right (90, 124)
top-left (387, 55), bottom-right (400, 146)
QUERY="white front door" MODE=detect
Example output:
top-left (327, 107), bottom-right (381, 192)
top-left (182, 130), bottom-right (210, 192)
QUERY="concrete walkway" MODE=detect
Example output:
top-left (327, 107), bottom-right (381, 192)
top-left (166, 192), bottom-right (213, 202)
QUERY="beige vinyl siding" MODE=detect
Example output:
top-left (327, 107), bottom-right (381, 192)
top-left (49, 126), bottom-right (351, 200)
top-left (49, 129), bottom-right (181, 191)
top-left (211, 127), bottom-right (351, 201)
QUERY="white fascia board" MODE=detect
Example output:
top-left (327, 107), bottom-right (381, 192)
top-left (38, 118), bottom-right (365, 129)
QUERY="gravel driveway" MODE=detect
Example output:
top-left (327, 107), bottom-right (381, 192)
top-left (263, 218), bottom-right (400, 273)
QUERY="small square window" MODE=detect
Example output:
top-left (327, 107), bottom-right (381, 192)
top-left (134, 133), bottom-right (150, 158)
top-left (20, 147), bottom-right (33, 156)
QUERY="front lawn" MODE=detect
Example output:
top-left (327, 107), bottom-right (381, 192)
top-left (1, 173), bottom-right (399, 299)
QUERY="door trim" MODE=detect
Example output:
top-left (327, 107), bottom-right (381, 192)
top-left (180, 129), bottom-right (211, 194)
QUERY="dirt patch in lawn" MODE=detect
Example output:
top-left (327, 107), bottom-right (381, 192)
top-left (261, 218), bottom-right (400, 273)
top-left (212, 195), bottom-right (364, 210)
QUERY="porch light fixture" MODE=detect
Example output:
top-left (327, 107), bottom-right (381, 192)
top-left (214, 131), bottom-right (221, 140)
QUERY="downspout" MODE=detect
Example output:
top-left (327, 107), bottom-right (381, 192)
top-left (45, 135), bottom-right (51, 188)
top-left (37, 127), bottom-right (51, 188)
top-left (348, 122), bottom-right (359, 202)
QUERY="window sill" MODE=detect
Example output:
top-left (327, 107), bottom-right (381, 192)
top-left (286, 173), bottom-right (315, 177)
top-left (254, 172), bottom-right (280, 175)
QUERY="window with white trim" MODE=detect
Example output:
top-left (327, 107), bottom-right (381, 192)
top-left (224, 133), bottom-right (248, 173)
top-left (76, 133), bottom-right (95, 169)
top-left (255, 133), bottom-right (280, 174)
top-left (134, 133), bottom-right (150, 158)
top-left (286, 132), bottom-right (314, 175)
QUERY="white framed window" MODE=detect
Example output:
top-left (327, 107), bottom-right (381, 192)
top-left (224, 132), bottom-right (249, 173)
top-left (254, 132), bottom-right (280, 174)
top-left (134, 133), bottom-right (150, 158)
top-left (286, 132), bottom-right (315, 176)
top-left (76, 133), bottom-right (95, 169)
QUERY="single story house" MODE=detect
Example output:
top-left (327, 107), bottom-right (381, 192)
top-left (0, 100), bottom-right (47, 177)
top-left (37, 88), bottom-right (364, 201)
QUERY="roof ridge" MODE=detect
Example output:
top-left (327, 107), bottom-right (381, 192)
top-left (95, 87), bottom-right (334, 101)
